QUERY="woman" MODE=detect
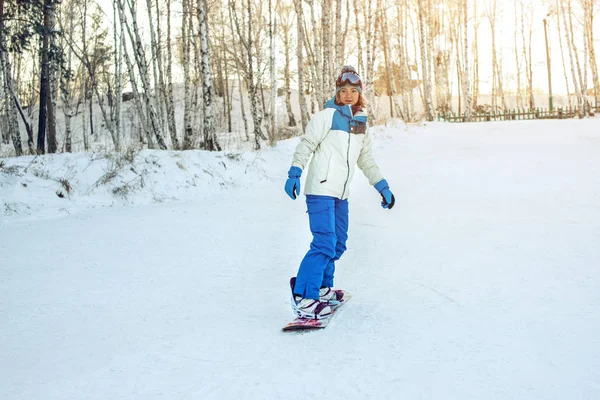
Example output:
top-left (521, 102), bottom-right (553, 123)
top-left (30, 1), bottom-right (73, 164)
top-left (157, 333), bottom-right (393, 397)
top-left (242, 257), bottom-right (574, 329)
top-left (284, 65), bottom-right (395, 319)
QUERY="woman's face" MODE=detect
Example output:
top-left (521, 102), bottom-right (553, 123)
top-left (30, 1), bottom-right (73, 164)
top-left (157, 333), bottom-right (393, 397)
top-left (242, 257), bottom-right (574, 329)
top-left (338, 87), bottom-right (360, 106)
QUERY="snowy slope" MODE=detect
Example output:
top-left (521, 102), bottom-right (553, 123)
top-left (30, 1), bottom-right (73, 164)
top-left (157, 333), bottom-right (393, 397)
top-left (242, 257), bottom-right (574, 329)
top-left (1, 119), bottom-right (600, 399)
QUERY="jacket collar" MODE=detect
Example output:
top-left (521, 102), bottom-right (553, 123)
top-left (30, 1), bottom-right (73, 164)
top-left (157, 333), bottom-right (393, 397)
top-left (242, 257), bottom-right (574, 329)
top-left (325, 97), bottom-right (367, 124)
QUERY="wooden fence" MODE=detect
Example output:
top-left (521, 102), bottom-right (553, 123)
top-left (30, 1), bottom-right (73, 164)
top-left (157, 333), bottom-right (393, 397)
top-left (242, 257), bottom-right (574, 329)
top-left (438, 104), bottom-right (600, 123)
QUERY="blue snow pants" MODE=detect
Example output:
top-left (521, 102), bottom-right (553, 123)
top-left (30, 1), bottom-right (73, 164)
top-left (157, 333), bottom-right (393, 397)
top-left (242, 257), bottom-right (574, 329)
top-left (293, 195), bottom-right (349, 300)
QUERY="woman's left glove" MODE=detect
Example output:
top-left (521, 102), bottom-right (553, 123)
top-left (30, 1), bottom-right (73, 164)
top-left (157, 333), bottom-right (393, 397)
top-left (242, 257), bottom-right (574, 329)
top-left (284, 166), bottom-right (302, 200)
top-left (374, 179), bottom-right (395, 209)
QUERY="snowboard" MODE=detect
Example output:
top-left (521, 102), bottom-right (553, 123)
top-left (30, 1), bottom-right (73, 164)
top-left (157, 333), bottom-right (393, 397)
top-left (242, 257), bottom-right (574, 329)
top-left (282, 293), bottom-right (351, 332)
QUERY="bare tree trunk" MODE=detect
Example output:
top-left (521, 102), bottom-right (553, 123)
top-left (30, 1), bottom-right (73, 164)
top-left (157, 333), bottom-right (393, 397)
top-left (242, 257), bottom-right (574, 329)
top-left (431, 1), bottom-right (443, 114)
top-left (216, 7), bottom-right (232, 133)
top-left (163, 0), bottom-right (179, 149)
top-left (37, 0), bottom-right (54, 154)
top-left (281, 4), bottom-right (296, 127)
top-left (377, 0), bottom-right (391, 118)
top-left (226, 4), bottom-right (249, 139)
top-left (472, 0), bottom-right (479, 111)
top-left (0, 0), bottom-right (23, 156)
top-left (120, 0), bottom-right (167, 149)
top-left (113, 0), bottom-right (123, 151)
top-left (353, 0), bottom-right (364, 76)
top-left (238, 74), bottom-right (249, 141)
top-left (520, 1), bottom-right (534, 109)
top-left (229, 0), bottom-right (266, 149)
top-left (299, 13), bottom-right (318, 112)
top-left (145, 0), bottom-right (166, 136)
top-left (46, 0), bottom-right (58, 153)
top-left (490, 0), bottom-right (506, 110)
top-left (583, 0), bottom-right (599, 107)
top-left (81, 0), bottom-right (89, 151)
top-left (555, 0), bottom-right (572, 107)
top-left (334, 0), bottom-right (343, 77)
top-left (561, 0), bottom-right (584, 112)
top-left (1, 58), bottom-right (24, 156)
top-left (60, 8), bottom-right (75, 153)
top-left (513, 0), bottom-right (522, 108)
top-left (322, 0), bottom-right (333, 98)
top-left (405, 1), bottom-right (415, 119)
top-left (181, 0), bottom-right (194, 149)
top-left (306, 0), bottom-right (324, 108)
top-left (294, 0), bottom-right (309, 130)
top-left (582, 13), bottom-right (589, 111)
top-left (462, 0), bottom-right (472, 120)
top-left (364, 0), bottom-right (376, 123)
top-left (121, 31), bottom-right (153, 148)
top-left (446, 5), bottom-right (457, 114)
top-left (417, 0), bottom-right (435, 121)
top-left (268, 0), bottom-right (277, 145)
top-left (246, 0), bottom-right (265, 149)
top-left (222, 47), bottom-right (232, 133)
top-left (153, 0), bottom-right (174, 148)
top-left (567, 0), bottom-right (587, 113)
top-left (198, 0), bottom-right (220, 151)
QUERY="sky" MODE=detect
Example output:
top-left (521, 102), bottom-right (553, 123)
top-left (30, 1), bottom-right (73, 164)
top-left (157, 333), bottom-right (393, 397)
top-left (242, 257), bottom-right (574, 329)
top-left (1, 117), bottom-right (600, 399)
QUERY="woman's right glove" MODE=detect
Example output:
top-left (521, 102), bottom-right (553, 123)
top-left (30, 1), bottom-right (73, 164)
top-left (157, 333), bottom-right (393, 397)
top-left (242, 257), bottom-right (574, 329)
top-left (374, 179), bottom-right (395, 209)
top-left (284, 166), bottom-right (302, 200)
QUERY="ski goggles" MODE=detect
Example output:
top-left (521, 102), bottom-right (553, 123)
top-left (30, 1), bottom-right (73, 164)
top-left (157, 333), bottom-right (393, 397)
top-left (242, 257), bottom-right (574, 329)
top-left (335, 72), bottom-right (363, 90)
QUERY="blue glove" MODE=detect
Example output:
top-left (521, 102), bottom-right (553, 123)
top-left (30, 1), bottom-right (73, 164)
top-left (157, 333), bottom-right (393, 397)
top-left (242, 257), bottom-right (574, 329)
top-left (285, 166), bottom-right (302, 200)
top-left (374, 179), bottom-right (395, 209)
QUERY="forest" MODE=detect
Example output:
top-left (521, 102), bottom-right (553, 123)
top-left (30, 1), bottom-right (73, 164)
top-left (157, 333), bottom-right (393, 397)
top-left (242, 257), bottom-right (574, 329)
top-left (0, 0), bottom-right (598, 156)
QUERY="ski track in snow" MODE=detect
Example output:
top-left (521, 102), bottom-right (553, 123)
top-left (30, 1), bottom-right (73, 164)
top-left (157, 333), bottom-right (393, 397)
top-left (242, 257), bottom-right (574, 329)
top-left (1, 119), bottom-right (600, 399)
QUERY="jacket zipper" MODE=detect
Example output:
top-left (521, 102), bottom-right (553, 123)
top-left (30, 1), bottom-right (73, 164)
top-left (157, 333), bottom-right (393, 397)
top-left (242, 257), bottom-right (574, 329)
top-left (341, 106), bottom-right (352, 198)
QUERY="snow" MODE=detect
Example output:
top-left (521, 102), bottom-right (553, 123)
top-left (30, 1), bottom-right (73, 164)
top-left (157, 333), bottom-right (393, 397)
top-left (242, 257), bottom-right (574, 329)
top-left (1, 119), bottom-right (600, 399)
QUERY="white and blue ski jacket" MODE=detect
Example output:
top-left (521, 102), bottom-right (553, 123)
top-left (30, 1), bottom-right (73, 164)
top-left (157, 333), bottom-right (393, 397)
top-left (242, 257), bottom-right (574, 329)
top-left (291, 98), bottom-right (384, 200)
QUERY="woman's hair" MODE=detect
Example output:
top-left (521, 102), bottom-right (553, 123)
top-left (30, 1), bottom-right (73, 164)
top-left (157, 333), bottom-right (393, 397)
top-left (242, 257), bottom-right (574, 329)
top-left (335, 91), bottom-right (368, 108)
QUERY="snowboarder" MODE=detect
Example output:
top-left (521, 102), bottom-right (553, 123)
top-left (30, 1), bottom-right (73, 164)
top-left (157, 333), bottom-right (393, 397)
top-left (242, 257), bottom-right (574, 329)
top-left (284, 65), bottom-right (395, 319)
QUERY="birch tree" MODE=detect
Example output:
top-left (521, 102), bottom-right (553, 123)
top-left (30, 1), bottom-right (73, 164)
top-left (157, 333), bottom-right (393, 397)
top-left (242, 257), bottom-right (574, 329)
top-left (554, 1), bottom-right (572, 107)
top-left (0, 0), bottom-right (24, 155)
top-left (358, 0), bottom-right (377, 123)
top-left (417, 0), bottom-right (435, 120)
top-left (397, 0), bottom-right (415, 121)
top-left (37, 0), bottom-right (58, 154)
top-left (486, 0), bottom-right (507, 110)
top-left (462, 0), bottom-right (472, 119)
top-left (377, 0), bottom-right (400, 118)
top-left (198, 0), bottom-right (220, 150)
top-left (293, 0), bottom-right (309, 130)
top-left (333, 0), bottom-right (343, 77)
top-left (112, 0), bottom-right (123, 151)
top-left (581, 0), bottom-right (599, 107)
top-left (279, 1), bottom-right (296, 127)
top-left (181, 0), bottom-right (194, 148)
top-left (229, 0), bottom-right (266, 150)
top-left (267, 0), bottom-right (276, 145)
top-left (472, 0), bottom-right (480, 111)
top-left (59, 1), bottom-right (76, 152)
top-left (520, 0), bottom-right (534, 109)
top-left (164, 0), bottom-right (178, 149)
top-left (145, 0), bottom-right (164, 133)
top-left (513, 0), bottom-right (523, 108)
top-left (305, 0), bottom-right (324, 108)
top-left (120, 0), bottom-right (167, 149)
top-left (560, 0), bottom-right (584, 113)
top-left (321, 0), bottom-right (333, 98)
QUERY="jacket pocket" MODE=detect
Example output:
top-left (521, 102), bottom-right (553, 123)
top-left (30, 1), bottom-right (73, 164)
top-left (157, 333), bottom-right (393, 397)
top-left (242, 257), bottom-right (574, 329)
top-left (319, 156), bottom-right (332, 183)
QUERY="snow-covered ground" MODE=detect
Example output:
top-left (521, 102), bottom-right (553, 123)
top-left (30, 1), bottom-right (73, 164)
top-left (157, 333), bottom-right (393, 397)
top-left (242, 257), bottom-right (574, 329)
top-left (1, 119), bottom-right (600, 399)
